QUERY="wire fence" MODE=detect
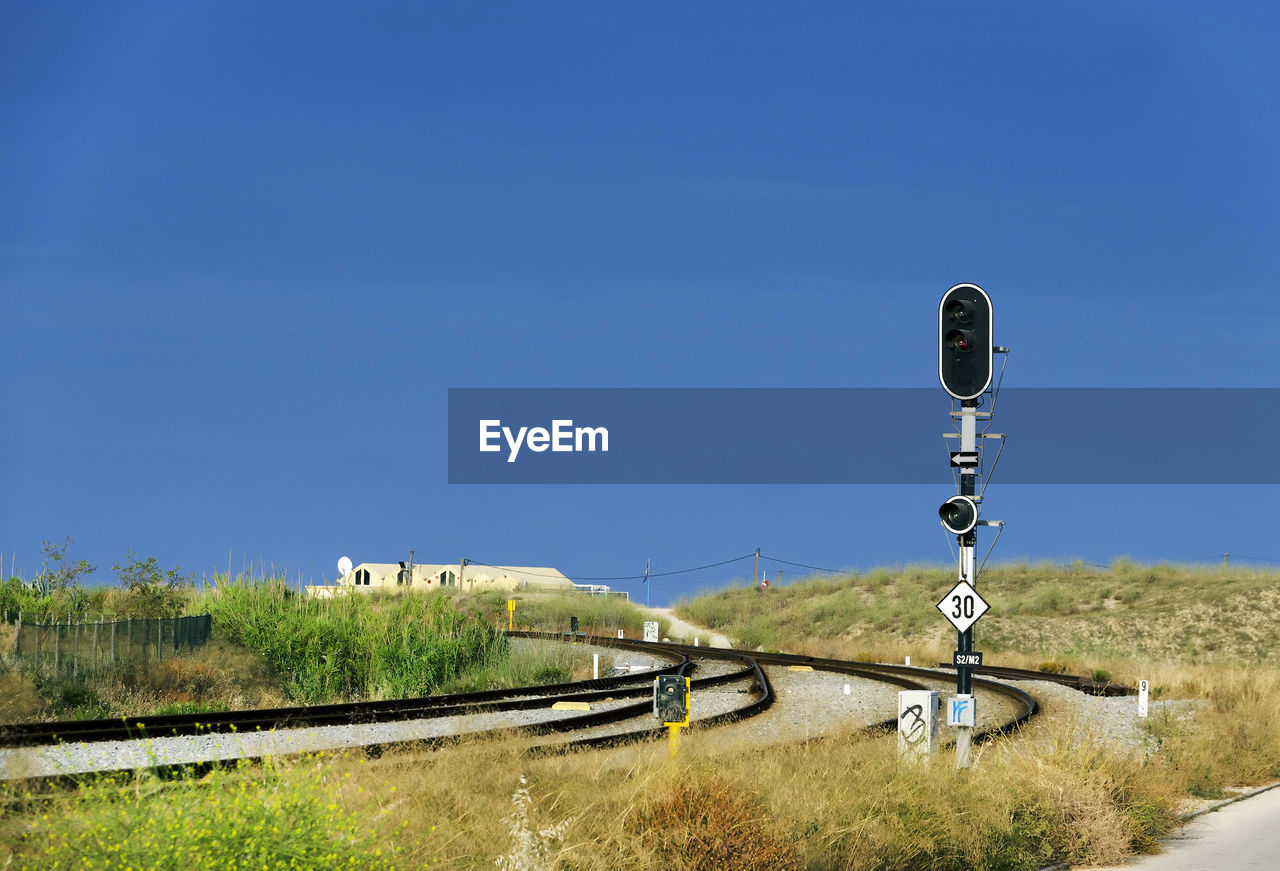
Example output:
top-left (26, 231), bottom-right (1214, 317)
top-left (7, 613), bottom-right (212, 672)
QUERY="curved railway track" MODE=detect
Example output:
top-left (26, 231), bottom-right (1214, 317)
top-left (932, 662), bottom-right (1136, 696)
top-left (541, 634), bottom-right (1041, 743)
top-left (0, 633), bottom-right (1042, 784)
top-left (0, 644), bottom-right (694, 748)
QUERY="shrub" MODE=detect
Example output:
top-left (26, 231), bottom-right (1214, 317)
top-left (630, 773), bottom-right (802, 871)
top-left (112, 551), bottom-right (191, 618)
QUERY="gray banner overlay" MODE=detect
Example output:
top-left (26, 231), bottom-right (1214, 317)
top-left (447, 388), bottom-right (1280, 484)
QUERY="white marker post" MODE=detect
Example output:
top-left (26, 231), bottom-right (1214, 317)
top-left (1138, 679), bottom-right (1149, 718)
top-left (897, 690), bottom-right (939, 758)
top-left (593, 653), bottom-right (599, 680)
top-left (617, 629), bottom-right (624, 639)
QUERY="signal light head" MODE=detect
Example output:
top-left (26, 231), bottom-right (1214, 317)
top-left (939, 495), bottom-right (979, 535)
top-left (938, 283), bottom-right (993, 400)
top-left (654, 674), bottom-right (689, 724)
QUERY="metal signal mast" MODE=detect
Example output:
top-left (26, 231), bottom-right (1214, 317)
top-left (936, 282), bottom-right (1007, 769)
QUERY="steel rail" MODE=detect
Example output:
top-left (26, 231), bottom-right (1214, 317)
top-left (4, 642), bottom-right (776, 788)
top-left (0, 644), bottom-right (691, 747)
top-left (3, 633), bottom-right (1042, 790)
top-left (607, 636), bottom-right (1040, 743)
top-left (932, 662), bottom-right (1136, 697)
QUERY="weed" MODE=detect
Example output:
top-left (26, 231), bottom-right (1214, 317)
top-left (5, 755), bottom-right (393, 869)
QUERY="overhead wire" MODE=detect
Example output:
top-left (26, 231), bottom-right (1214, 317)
top-left (759, 554), bottom-right (842, 573)
top-left (468, 551), bottom-right (850, 584)
top-left (465, 552), bottom-right (758, 582)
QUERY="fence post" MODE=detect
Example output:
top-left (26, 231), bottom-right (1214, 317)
top-left (73, 620), bottom-right (81, 675)
top-left (93, 617), bottom-right (100, 665)
top-left (111, 618), bottom-right (117, 665)
top-left (156, 618), bottom-right (163, 663)
top-left (54, 619), bottom-right (60, 674)
top-left (12, 611), bottom-right (20, 656)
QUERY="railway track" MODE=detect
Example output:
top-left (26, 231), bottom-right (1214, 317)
top-left (0, 644), bottom-right (693, 748)
top-left (580, 635), bottom-right (1041, 743)
top-left (932, 662), bottom-right (1136, 696)
top-left (0, 633), bottom-right (1043, 784)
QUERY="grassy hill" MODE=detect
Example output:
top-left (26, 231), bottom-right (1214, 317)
top-left (676, 560), bottom-right (1280, 679)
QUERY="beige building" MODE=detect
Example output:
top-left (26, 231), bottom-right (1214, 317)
top-left (305, 560), bottom-right (578, 599)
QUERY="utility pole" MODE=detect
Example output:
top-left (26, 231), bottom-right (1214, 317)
top-left (752, 547), bottom-right (760, 588)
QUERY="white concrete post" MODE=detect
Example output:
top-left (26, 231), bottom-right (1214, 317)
top-left (897, 690), bottom-right (939, 757)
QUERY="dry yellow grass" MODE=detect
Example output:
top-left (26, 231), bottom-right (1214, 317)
top-left (6, 663), bottom-right (1273, 869)
top-left (221, 708), bottom-right (1185, 871)
top-left (6, 562), bottom-right (1280, 868)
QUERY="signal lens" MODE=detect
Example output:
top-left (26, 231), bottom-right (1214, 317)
top-left (945, 300), bottom-right (974, 324)
top-left (946, 329), bottom-right (973, 353)
top-left (939, 497), bottom-right (977, 534)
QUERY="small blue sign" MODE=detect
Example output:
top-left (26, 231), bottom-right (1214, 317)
top-left (948, 695), bottom-right (976, 727)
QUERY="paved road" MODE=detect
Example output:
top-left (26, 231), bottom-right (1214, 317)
top-left (1087, 786), bottom-right (1280, 870)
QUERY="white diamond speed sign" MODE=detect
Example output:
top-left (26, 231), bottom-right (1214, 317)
top-left (936, 581), bottom-right (989, 633)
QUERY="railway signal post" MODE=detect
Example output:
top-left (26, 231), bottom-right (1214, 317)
top-left (655, 674), bottom-right (691, 757)
top-left (937, 283), bottom-right (1005, 769)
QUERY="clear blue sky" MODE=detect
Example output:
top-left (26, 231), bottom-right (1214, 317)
top-left (3, 3), bottom-right (1278, 605)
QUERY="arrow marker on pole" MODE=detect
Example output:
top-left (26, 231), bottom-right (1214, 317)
top-left (949, 451), bottom-right (980, 467)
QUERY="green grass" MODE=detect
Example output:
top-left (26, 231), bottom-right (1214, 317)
top-left (201, 579), bottom-right (507, 704)
top-left (2, 575), bottom-right (667, 718)
top-left (1, 756), bottom-right (395, 870)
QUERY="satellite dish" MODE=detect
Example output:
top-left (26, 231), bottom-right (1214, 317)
top-left (337, 556), bottom-right (353, 577)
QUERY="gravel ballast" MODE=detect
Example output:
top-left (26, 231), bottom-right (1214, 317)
top-left (0, 640), bottom-right (1190, 780)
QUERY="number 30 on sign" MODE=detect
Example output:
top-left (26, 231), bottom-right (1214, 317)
top-left (936, 580), bottom-right (989, 633)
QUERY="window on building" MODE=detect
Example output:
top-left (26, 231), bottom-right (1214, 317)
top-left (356, 569), bottom-right (370, 586)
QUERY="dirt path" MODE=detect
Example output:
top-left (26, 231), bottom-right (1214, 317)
top-left (636, 606), bottom-right (733, 648)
